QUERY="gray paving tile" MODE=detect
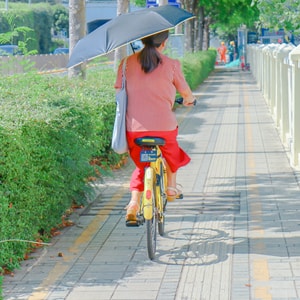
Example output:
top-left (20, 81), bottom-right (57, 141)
top-left (3, 67), bottom-right (300, 300)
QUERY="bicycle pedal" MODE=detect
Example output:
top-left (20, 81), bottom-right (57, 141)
top-left (126, 215), bottom-right (144, 227)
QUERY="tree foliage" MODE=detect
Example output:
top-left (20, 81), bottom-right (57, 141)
top-left (179, 0), bottom-right (259, 49)
top-left (210, 0), bottom-right (259, 41)
top-left (0, 3), bottom-right (69, 54)
top-left (0, 9), bottom-right (37, 51)
top-left (256, 0), bottom-right (300, 33)
top-left (133, 0), bottom-right (260, 49)
top-left (53, 4), bottom-right (69, 37)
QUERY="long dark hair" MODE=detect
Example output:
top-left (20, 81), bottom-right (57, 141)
top-left (138, 30), bottom-right (169, 73)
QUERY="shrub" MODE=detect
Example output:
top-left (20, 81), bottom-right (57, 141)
top-left (181, 49), bottom-right (217, 90)
top-left (0, 69), bottom-right (117, 273)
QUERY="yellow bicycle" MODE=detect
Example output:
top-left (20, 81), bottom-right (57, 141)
top-left (126, 136), bottom-right (167, 260)
top-left (126, 98), bottom-right (196, 260)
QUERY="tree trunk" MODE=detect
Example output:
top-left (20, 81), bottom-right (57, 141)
top-left (114, 0), bottom-right (129, 71)
top-left (68, 0), bottom-right (86, 78)
top-left (203, 17), bottom-right (211, 50)
top-left (198, 6), bottom-right (204, 51)
top-left (182, 0), bottom-right (199, 52)
top-left (182, 0), bottom-right (194, 52)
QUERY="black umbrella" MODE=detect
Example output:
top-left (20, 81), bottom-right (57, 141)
top-left (67, 5), bottom-right (194, 68)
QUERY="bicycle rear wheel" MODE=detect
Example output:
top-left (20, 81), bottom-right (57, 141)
top-left (146, 213), bottom-right (157, 260)
top-left (144, 168), bottom-right (157, 260)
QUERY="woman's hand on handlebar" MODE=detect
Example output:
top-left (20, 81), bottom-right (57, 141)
top-left (184, 99), bottom-right (197, 106)
top-left (175, 97), bottom-right (196, 106)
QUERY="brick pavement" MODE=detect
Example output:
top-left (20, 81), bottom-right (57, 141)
top-left (3, 66), bottom-right (300, 300)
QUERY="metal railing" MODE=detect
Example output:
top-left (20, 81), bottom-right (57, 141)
top-left (247, 43), bottom-right (300, 168)
top-left (0, 53), bottom-right (70, 75)
top-left (0, 52), bottom-right (114, 75)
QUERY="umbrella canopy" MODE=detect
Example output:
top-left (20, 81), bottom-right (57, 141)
top-left (67, 5), bottom-right (194, 68)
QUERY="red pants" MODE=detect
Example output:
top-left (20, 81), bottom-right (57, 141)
top-left (220, 53), bottom-right (226, 63)
top-left (127, 128), bottom-right (191, 191)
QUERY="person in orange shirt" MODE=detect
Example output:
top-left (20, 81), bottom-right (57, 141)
top-left (114, 30), bottom-right (196, 222)
top-left (218, 41), bottom-right (227, 64)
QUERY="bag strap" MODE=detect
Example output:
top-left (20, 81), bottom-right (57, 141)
top-left (121, 57), bottom-right (128, 88)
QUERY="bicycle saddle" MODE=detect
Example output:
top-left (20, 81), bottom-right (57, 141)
top-left (135, 137), bottom-right (166, 147)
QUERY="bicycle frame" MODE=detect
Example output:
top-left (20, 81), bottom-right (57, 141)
top-left (132, 136), bottom-right (168, 260)
top-left (143, 145), bottom-right (167, 220)
top-left (129, 99), bottom-right (195, 258)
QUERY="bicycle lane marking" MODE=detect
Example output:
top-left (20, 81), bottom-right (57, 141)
top-left (243, 77), bottom-right (272, 300)
top-left (28, 186), bottom-right (128, 300)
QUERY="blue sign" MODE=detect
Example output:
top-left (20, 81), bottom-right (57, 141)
top-left (168, 0), bottom-right (180, 6)
top-left (146, 1), bottom-right (180, 8)
top-left (146, 0), bottom-right (158, 7)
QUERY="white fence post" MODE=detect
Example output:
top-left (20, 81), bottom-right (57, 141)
top-left (247, 44), bottom-right (264, 90)
top-left (262, 45), bottom-right (268, 99)
top-left (269, 45), bottom-right (279, 115)
top-left (289, 45), bottom-right (300, 167)
top-left (247, 43), bottom-right (299, 168)
top-left (274, 44), bottom-right (295, 143)
top-left (256, 45), bottom-right (265, 91)
top-left (263, 44), bottom-right (277, 105)
top-left (275, 44), bottom-right (295, 146)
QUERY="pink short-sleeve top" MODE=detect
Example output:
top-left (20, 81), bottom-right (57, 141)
top-left (114, 53), bottom-right (191, 132)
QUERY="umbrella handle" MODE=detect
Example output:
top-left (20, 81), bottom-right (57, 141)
top-left (130, 43), bottom-right (136, 54)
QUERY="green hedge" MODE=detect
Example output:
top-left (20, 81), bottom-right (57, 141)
top-left (181, 49), bottom-right (217, 90)
top-left (0, 50), bottom-right (216, 285)
top-left (0, 69), bottom-right (118, 273)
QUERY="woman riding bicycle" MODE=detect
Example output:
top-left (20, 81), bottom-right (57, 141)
top-left (114, 30), bottom-right (196, 222)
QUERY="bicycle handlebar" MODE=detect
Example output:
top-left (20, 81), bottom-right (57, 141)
top-left (175, 97), bottom-right (197, 106)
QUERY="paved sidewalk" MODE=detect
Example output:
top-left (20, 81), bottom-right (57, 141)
top-left (3, 66), bottom-right (300, 300)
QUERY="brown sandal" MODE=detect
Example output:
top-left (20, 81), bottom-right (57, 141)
top-left (166, 184), bottom-right (183, 202)
top-left (125, 201), bottom-right (140, 221)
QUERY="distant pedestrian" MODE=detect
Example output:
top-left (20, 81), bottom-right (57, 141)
top-left (218, 42), bottom-right (227, 64)
top-left (228, 41), bottom-right (235, 62)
